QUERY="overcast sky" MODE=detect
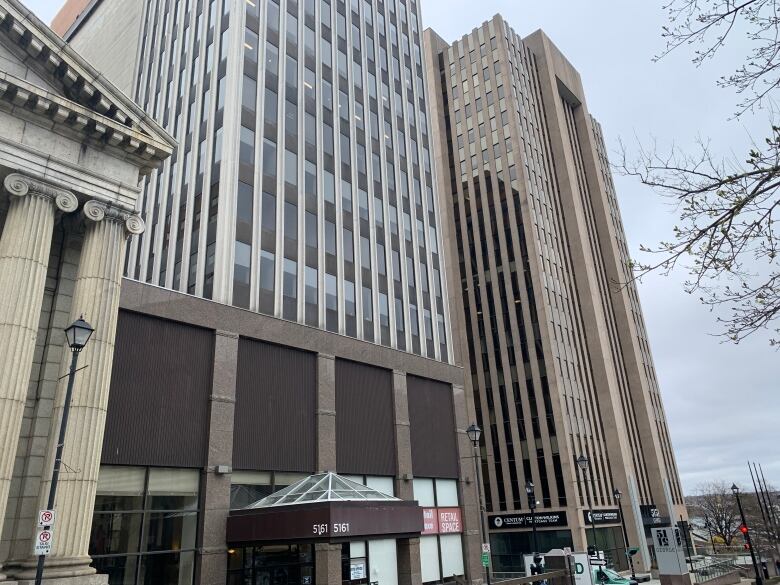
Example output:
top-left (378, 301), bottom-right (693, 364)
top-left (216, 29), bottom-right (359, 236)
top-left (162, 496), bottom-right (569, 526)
top-left (29, 0), bottom-right (778, 495)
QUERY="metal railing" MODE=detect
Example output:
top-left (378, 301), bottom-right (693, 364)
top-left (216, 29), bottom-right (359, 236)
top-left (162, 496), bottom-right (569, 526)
top-left (689, 558), bottom-right (741, 583)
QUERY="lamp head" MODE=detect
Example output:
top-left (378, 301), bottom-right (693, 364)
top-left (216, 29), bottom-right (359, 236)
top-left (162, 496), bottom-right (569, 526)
top-left (576, 455), bottom-right (589, 471)
top-left (64, 316), bottom-right (94, 352)
top-left (466, 423), bottom-right (482, 445)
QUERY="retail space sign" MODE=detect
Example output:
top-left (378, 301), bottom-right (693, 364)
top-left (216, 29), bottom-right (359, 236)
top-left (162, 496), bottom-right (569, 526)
top-left (438, 508), bottom-right (462, 533)
top-left (34, 528), bottom-right (53, 556)
top-left (572, 553), bottom-right (594, 585)
top-left (651, 527), bottom-right (688, 576)
top-left (421, 508), bottom-right (462, 535)
top-left (582, 509), bottom-right (620, 525)
top-left (489, 510), bottom-right (568, 529)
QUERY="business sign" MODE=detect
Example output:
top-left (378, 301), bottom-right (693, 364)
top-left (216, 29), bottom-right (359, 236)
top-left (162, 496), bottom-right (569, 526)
top-left (490, 510), bottom-right (568, 529)
top-left (421, 508), bottom-right (462, 535)
top-left (422, 508), bottom-right (438, 535)
top-left (583, 509), bottom-right (620, 525)
top-left (572, 553), bottom-right (594, 585)
top-left (652, 527), bottom-right (688, 576)
top-left (34, 528), bottom-right (53, 556)
top-left (640, 505), bottom-right (666, 526)
top-left (350, 560), bottom-right (366, 580)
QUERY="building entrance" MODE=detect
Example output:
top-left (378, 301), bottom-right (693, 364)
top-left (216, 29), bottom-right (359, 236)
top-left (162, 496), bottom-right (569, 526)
top-left (228, 544), bottom-right (315, 585)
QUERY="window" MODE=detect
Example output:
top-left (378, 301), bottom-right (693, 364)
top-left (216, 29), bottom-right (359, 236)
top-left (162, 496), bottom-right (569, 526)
top-left (325, 220), bottom-right (337, 255)
top-left (262, 138), bottom-right (276, 178)
top-left (89, 466), bottom-right (199, 585)
top-left (242, 75), bottom-right (257, 113)
top-left (245, 29), bottom-right (259, 63)
top-left (240, 126), bottom-right (255, 165)
top-left (283, 259), bottom-right (297, 299)
top-left (260, 250), bottom-right (275, 291)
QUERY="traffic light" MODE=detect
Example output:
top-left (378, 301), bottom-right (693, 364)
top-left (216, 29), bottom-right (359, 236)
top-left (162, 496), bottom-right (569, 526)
top-left (740, 525), bottom-right (749, 535)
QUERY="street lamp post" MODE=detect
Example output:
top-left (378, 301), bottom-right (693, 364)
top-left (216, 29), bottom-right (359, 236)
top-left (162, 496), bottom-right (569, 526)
top-left (732, 484), bottom-right (763, 585)
top-left (614, 488), bottom-right (636, 579)
top-left (34, 317), bottom-right (94, 585)
top-left (467, 424), bottom-right (490, 585)
top-left (577, 455), bottom-right (598, 554)
top-left (526, 481), bottom-right (539, 555)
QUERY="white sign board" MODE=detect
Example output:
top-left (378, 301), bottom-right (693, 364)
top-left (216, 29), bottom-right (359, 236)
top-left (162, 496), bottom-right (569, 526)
top-left (482, 543), bottom-right (491, 553)
top-left (34, 528), bottom-right (53, 556)
top-left (350, 561), bottom-right (366, 580)
top-left (652, 527), bottom-right (688, 576)
top-left (572, 553), bottom-right (594, 585)
top-left (37, 509), bottom-right (55, 527)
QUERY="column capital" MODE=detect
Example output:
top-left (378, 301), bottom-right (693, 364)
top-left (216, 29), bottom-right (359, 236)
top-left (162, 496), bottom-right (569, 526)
top-left (83, 199), bottom-right (145, 235)
top-left (3, 172), bottom-right (78, 213)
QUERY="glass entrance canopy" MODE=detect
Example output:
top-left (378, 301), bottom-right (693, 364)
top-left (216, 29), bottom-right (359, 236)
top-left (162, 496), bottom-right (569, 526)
top-left (245, 472), bottom-right (399, 509)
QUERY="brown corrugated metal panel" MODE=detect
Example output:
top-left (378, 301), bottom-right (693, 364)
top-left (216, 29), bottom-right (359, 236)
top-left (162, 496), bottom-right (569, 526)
top-left (408, 375), bottom-right (459, 478)
top-left (233, 338), bottom-right (316, 472)
top-left (335, 359), bottom-right (395, 476)
top-left (102, 310), bottom-right (214, 467)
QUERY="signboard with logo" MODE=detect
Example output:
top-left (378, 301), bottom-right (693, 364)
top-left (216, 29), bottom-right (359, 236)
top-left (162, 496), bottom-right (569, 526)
top-left (490, 511), bottom-right (568, 529)
top-left (572, 553), bottom-right (594, 585)
top-left (651, 527), bottom-right (688, 576)
top-left (640, 505), bottom-right (667, 526)
top-left (582, 509), bottom-right (620, 525)
top-left (421, 508), bottom-right (462, 535)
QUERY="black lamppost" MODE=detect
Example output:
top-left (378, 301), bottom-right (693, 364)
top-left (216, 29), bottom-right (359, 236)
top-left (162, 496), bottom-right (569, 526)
top-left (34, 317), bottom-right (94, 585)
top-left (467, 423), bottom-right (490, 585)
top-left (614, 488), bottom-right (636, 579)
top-left (577, 455), bottom-right (598, 554)
top-left (526, 481), bottom-right (539, 554)
top-left (732, 484), bottom-right (763, 585)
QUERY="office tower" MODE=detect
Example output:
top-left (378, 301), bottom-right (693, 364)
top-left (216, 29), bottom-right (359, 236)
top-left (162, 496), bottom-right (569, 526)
top-left (59, 0), bottom-right (453, 362)
top-left (424, 15), bottom-right (686, 571)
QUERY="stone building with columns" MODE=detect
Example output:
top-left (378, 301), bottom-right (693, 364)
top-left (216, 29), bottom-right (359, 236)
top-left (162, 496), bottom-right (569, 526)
top-left (0, 2), bottom-right (481, 585)
top-left (0, 0), bottom-right (173, 582)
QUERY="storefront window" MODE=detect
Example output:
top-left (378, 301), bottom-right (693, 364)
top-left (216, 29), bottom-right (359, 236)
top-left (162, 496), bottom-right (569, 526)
top-left (413, 478), bottom-right (465, 584)
top-left (89, 466), bottom-right (200, 585)
top-left (228, 544), bottom-right (314, 585)
top-left (229, 471), bottom-right (308, 509)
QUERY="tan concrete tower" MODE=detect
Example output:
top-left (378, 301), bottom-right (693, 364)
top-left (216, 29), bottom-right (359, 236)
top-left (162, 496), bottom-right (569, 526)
top-left (424, 15), bottom-right (686, 573)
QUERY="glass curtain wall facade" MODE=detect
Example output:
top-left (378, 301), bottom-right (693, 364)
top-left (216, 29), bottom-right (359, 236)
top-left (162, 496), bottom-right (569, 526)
top-left (424, 14), bottom-right (685, 570)
top-left (126, 0), bottom-right (453, 362)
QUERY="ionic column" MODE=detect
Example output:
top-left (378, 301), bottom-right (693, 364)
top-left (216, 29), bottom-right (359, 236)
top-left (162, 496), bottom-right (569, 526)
top-left (0, 173), bottom-right (77, 580)
top-left (15, 200), bottom-right (143, 582)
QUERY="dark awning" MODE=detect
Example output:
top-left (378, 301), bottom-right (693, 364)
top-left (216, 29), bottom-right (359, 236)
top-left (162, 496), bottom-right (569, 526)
top-left (226, 472), bottom-right (423, 544)
top-left (227, 500), bottom-right (423, 544)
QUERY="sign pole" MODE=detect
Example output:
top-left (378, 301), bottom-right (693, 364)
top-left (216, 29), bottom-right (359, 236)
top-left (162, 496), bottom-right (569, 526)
top-left (473, 443), bottom-right (490, 585)
top-left (34, 350), bottom-right (80, 585)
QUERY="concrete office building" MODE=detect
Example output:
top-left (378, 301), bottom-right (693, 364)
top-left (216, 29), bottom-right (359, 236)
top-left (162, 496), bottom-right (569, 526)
top-left (58, 0), bottom-right (453, 363)
top-left (4, 0), bottom-right (484, 584)
top-left (423, 16), bottom-right (687, 572)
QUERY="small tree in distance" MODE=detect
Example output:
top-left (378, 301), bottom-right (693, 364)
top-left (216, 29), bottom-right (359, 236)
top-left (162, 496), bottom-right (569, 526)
top-left (686, 481), bottom-right (743, 546)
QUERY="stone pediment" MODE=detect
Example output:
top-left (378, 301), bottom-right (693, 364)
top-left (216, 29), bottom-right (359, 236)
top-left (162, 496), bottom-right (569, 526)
top-left (0, 0), bottom-right (174, 175)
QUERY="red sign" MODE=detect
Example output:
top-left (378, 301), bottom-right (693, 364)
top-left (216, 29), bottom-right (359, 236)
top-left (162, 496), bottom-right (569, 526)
top-left (422, 508), bottom-right (439, 535)
top-left (438, 508), bottom-right (462, 534)
top-left (421, 508), bottom-right (462, 535)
